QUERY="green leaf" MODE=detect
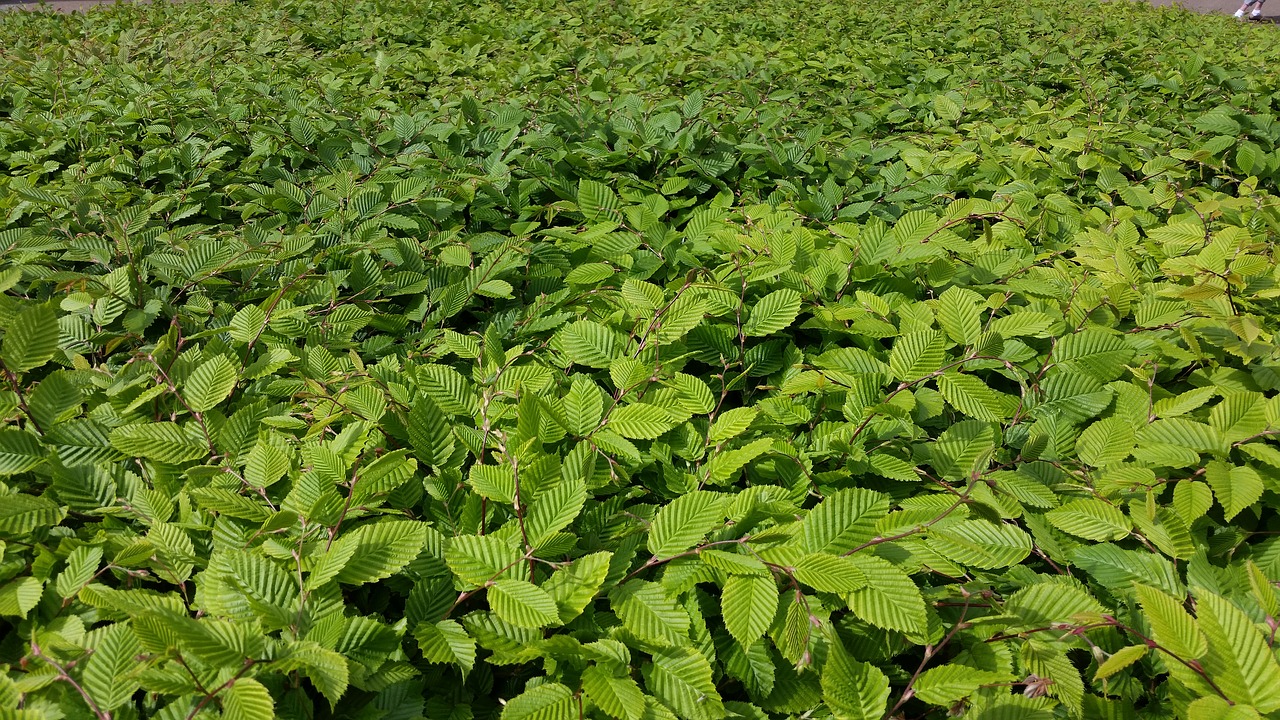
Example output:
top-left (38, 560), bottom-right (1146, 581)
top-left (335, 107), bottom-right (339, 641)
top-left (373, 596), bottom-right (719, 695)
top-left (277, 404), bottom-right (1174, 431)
top-left (221, 678), bottom-right (275, 720)
top-left (110, 422), bottom-right (209, 464)
top-left (1074, 543), bottom-right (1183, 597)
top-left (185, 355), bottom-right (238, 412)
top-left (609, 580), bottom-right (690, 647)
top-left (845, 555), bottom-right (926, 634)
top-left (0, 577), bottom-right (42, 617)
top-left (1075, 417), bottom-right (1134, 467)
top-left (792, 554), bottom-right (866, 593)
top-left (583, 665), bottom-right (646, 720)
top-left (502, 682), bottom-right (577, 720)
top-left (333, 520), bottom-right (427, 585)
top-left (936, 373), bottom-right (1014, 422)
top-left (644, 646), bottom-right (726, 720)
top-left (1198, 591), bottom-right (1280, 712)
top-left (1094, 645), bottom-right (1147, 681)
top-left (408, 395), bottom-right (454, 466)
top-left (1046, 498), bottom-right (1129, 541)
top-left (0, 305), bottom-right (58, 374)
top-left (489, 579), bottom-right (561, 628)
top-left (934, 286), bottom-right (982, 345)
top-left (555, 321), bottom-right (622, 368)
top-left (744, 289), bottom-right (802, 337)
top-left (926, 520), bottom-right (1032, 568)
top-left (721, 574), bottom-right (777, 647)
top-left (55, 545), bottom-right (103, 599)
top-left (1006, 582), bottom-right (1104, 630)
top-left (82, 623), bottom-right (142, 711)
top-left (415, 619), bottom-right (476, 676)
top-left (889, 331), bottom-right (945, 382)
top-left (648, 491), bottom-right (727, 558)
top-left (27, 372), bottom-right (80, 430)
top-left (543, 552), bottom-right (611, 623)
top-left (527, 477), bottom-right (587, 546)
top-left (0, 494), bottom-right (66, 534)
top-left (578, 179), bottom-right (621, 224)
top-left (0, 429), bottom-right (47, 475)
top-left (608, 404), bottom-right (681, 439)
top-left (913, 664), bottom-right (1011, 705)
top-left (707, 407), bottom-right (757, 445)
top-left (1052, 329), bottom-right (1133, 381)
top-left (802, 488), bottom-right (888, 555)
top-left (564, 376), bottom-right (604, 435)
top-left (1205, 460), bottom-right (1263, 520)
top-left (821, 642), bottom-right (890, 720)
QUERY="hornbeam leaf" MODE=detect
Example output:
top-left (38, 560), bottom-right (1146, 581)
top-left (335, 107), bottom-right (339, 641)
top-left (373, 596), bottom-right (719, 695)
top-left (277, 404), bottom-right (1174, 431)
top-left (1095, 645), bottom-right (1148, 681)
top-left (489, 579), bottom-right (561, 628)
top-left (743, 289), bottom-right (802, 337)
top-left (1046, 498), bottom-right (1130, 541)
top-left (802, 488), bottom-right (888, 555)
top-left (582, 665), bottom-right (646, 720)
top-left (0, 429), bottom-right (47, 475)
top-left (648, 490), bottom-right (727, 558)
top-left (608, 403), bottom-right (681, 439)
top-left (643, 646), bottom-right (726, 720)
top-left (82, 623), bottom-right (143, 711)
top-left (822, 641), bottom-right (890, 720)
top-left (222, 678), bottom-right (275, 720)
top-left (333, 520), bottom-right (428, 585)
top-left (913, 664), bottom-right (1011, 705)
top-left (845, 555), bottom-right (926, 634)
top-left (185, 355), bottom-right (238, 412)
top-left (609, 580), bottom-right (690, 647)
top-left (110, 422), bottom-right (209, 464)
top-left (0, 305), bottom-right (58, 374)
top-left (1205, 460), bottom-right (1264, 520)
top-left (927, 520), bottom-right (1032, 568)
top-left (502, 682), bottom-right (577, 720)
top-left (721, 574), bottom-right (777, 647)
top-left (1197, 591), bottom-right (1280, 712)
top-left (415, 619), bottom-right (476, 676)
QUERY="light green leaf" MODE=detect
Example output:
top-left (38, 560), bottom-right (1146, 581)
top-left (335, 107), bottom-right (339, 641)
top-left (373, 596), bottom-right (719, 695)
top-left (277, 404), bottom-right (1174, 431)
top-left (185, 355), bottom-right (238, 412)
top-left (221, 678), bottom-right (275, 720)
top-left (489, 579), bottom-right (561, 629)
top-left (583, 665), bottom-right (646, 720)
top-left (803, 488), bottom-right (888, 555)
top-left (0, 305), bottom-right (58, 374)
top-left (889, 331), bottom-right (945, 382)
top-left (0, 429), bottom-right (47, 475)
top-left (644, 646), bottom-right (726, 720)
top-left (744, 289), bottom-right (802, 337)
top-left (415, 619), bottom-right (476, 676)
top-left (1046, 498), bottom-right (1129, 541)
top-left (927, 520), bottom-right (1032, 568)
top-left (110, 422), bottom-right (209, 464)
top-left (648, 491), bottom-right (727, 558)
top-left (609, 580), bottom-right (690, 647)
top-left (845, 555), bottom-right (926, 634)
top-left (1095, 645), bottom-right (1147, 681)
top-left (913, 664), bottom-right (1011, 705)
top-left (503, 682), bottom-right (577, 720)
top-left (82, 623), bottom-right (142, 711)
top-left (1205, 460), bottom-right (1263, 521)
top-left (722, 574), bottom-right (777, 647)
top-left (707, 407), bottom-right (757, 445)
top-left (821, 642), bottom-right (890, 720)
top-left (608, 404), bottom-right (681, 440)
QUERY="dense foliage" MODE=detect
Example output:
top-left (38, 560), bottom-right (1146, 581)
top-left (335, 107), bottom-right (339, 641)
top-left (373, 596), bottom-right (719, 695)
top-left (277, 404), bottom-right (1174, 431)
top-left (4, 0), bottom-right (1280, 717)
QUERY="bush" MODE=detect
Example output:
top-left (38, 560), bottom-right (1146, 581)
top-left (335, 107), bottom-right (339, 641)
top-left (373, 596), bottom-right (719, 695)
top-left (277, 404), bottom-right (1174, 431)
top-left (4, 0), bottom-right (1280, 718)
